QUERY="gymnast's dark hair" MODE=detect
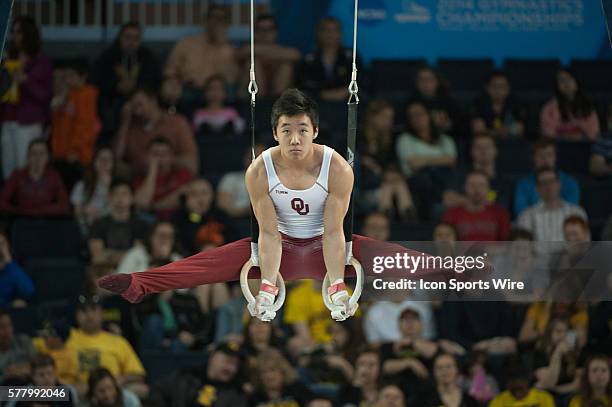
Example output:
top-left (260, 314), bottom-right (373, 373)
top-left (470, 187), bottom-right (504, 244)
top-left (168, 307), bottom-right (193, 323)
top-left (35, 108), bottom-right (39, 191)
top-left (271, 89), bottom-right (319, 132)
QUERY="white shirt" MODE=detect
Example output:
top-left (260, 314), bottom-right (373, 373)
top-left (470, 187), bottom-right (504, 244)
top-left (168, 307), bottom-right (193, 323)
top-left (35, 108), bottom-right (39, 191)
top-left (517, 201), bottom-right (587, 242)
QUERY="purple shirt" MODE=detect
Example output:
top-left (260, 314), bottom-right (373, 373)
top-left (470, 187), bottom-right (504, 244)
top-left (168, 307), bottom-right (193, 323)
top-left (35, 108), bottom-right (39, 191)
top-left (0, 52), bottom-right (53, 125)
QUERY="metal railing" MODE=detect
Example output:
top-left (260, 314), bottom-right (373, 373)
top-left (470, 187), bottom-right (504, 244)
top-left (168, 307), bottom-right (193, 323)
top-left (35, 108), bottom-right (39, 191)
top-left (13, 0), bottom-right (270, 42)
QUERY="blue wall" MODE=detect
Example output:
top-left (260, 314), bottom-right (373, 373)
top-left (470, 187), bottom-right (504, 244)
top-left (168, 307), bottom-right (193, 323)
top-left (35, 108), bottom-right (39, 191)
top-left (278, 0), bottom-right (612, 64)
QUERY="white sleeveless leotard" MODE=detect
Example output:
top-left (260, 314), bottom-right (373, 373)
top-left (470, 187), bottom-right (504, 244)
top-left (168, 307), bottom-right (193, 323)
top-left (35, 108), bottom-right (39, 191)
top-left (262, 146), bottom-right (333, 239)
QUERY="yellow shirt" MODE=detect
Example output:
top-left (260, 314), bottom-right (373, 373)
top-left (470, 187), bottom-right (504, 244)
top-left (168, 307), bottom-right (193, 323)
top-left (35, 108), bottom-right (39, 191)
top-left (32, 337), bottom-right (79, 385)
top-left (569, 395), bottom-right (610, 407)
top-left (525, 302), bottom-right (588, 334)
top-left (284, 280), bottom-right (332, 344)
top-left (489, 389), bottom-right (555, 407)
top-left (65, 329), bottom-right (145, 384)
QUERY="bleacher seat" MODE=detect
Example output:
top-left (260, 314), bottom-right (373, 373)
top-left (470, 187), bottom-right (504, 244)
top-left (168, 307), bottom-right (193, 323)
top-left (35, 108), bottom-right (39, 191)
top-left (496, 138), bottom-right (532, 175)
top-left (505, 59), bottom-right (560, 93)
top-left (11, 219), bottom-right (82, 262)
top-left (556, 141), bottom-right (592, 175)
top-left (581, 179), bottom-right (612, 223)
top-left (197, 136), bottom-right (248, 179)
top-left (437, 58), bottom-right (494, 92)
top-left (25, 259), bottom-right (85, 303)
top-left (319, 101), bottom-right (348, 135)
top-left (141, 350), bottom-right (208, 384)
top-left (370, 59), bottom-right (427, 92)
top-left (390, 222), bottom-right (435, 241)
top-left (570, 59), bottom-right (612, 92)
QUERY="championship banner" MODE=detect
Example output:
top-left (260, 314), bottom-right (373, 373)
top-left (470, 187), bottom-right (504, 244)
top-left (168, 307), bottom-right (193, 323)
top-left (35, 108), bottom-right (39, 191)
top-left (328, 0), bottom-right (611, 63)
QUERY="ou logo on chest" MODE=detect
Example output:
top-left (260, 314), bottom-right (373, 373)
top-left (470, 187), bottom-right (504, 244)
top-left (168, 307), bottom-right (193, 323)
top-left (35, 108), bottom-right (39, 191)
top-left (291, 198), bottom-right (310, 215)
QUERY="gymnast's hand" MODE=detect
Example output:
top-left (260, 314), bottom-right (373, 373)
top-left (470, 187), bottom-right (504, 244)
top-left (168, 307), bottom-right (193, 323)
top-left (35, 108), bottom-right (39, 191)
top-left (329, 285), bottom-right (358, 322)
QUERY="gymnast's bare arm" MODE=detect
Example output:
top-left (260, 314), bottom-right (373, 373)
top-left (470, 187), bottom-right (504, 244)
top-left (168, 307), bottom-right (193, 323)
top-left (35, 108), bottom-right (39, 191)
top-left (323, 151), bottom-right (354, 284)
top-left (245, 155), bottom-right (282, 284)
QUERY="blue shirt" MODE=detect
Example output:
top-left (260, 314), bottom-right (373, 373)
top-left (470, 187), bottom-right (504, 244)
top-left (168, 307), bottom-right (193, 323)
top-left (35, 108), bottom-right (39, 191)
top-left (0, 261), bottom-right (34, 306)
top-left (514, 171), bottom-right (580, 216)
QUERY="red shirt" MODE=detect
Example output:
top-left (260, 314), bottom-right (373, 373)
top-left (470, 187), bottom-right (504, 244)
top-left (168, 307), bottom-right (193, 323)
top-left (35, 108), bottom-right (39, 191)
top-left (442, 204), bottom-right (511, 241)
top-left (134, 167), bottom-right (193, 219)
top-left (0, 167), bottom-right (70, 217)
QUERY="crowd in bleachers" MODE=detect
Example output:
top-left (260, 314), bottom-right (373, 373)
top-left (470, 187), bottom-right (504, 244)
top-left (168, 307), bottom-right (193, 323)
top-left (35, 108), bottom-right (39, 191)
top-left (1, 4), bottom-right (612, 407)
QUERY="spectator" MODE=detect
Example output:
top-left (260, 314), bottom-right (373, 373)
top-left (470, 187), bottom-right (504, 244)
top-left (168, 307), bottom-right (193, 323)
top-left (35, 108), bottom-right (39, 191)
top-left (0, 16), bottom-right (53, 180)
top-left (83, 368), bottom-right (140, 407)
top-left (375, 383), bottom-right (406, 407)
top-left (514, 139), bottom-right (581, 216)
top-left (361, 212), bottom-right (391, 241)
top-left (150, 341), bottom-right (247, 407)
top-left (162, 5), bottom-right (238, 107)
top-left (93, 21), bottom-right (161, 134)
top-left (5, 353), bottom-right (79, 407)
top-left (297, 17), bottom-right (361, 102)
top-left (489, 361), bottom-right (555, 407)
top-left (114, 87), bottom-right (198, 177)
top-left (492, 229), bottom-right (549, 303)
top-left (437, 298), bottom-right (517, 354)
top-left (173, 178), bottom-right (229, 255)
top-left (518, 285), bottom-right (588, 349)
top-left (240, 317), bottom-right (283, 360)
top-left (284, 279), bottom-right (342, 355)
top-left (51, 59), bottom-right (101, 189)
top-left (380, 306), bottom-right (463, 397)
top-left (442, 171), bottom-right (511, 241)
top-left (336, 347), bottom-right (381, 407)
top-left (192, 75), bottom-right (245, 137)
top-left (419, 353), bottom-right (479, 407)
top-left (471, 71), bottom-right (525, 138)
top-left (0, 232), bottom-right (33, 307)
top-left (589, 103), bottom-right (612, 177)
top-left (117, 221), bottom-right (182, 274)
top-left (0, 309), bottom-right (36, 384)
top-left (214, 282), bottom-right (247, 343)
top-left (412, 66), bottom-right (460, 136)
top-left (88, 180), bottom-right (148, 267)
top-left (249, 349), bottom-right (314, 406)
top-left (358, 100), bottom-right (415, 219)
top-left (517, 168), bottom-right (587, 241)
top-left (548, 216), bottom-right (593, 287)
top-left (66, 296), bottom-right (147, 397)
top-left (133, 137), bottom-right (193, 219)
top-left (541, 69), bottom-right (600, 140)
top-left (433, 222), bottom-right (457, 242)
top-left (443, 132), bottom-right (511, 208)
top-left (460, 351), bottom-right (499, 404)
top-left (396, 101), bottom-right (456, 218)
top-left (135, 273), bottom-right (212, 352)
top-left (31, 319), bottom-right (79, 387)
top-left (568, 355), bottom-right (611, 407)
top-left (217, 144), bottom-right (265, 219)
top-left (532, 318), bottom-right (580, 400)
top-left (0, 138), bottom-right (70, 218)
top-left (237, 14), bottom-right (300, 97)
top-left (71, 147), bottom-right (115, 233)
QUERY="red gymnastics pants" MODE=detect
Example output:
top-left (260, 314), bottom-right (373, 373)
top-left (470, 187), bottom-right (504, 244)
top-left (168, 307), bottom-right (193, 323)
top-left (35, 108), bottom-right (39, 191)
top-left (97, 234), bottom-right (444, 303)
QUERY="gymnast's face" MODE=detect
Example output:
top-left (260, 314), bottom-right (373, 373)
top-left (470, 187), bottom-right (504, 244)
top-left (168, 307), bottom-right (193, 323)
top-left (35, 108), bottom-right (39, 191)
top-left (273, 114), bottom-right (318, 160)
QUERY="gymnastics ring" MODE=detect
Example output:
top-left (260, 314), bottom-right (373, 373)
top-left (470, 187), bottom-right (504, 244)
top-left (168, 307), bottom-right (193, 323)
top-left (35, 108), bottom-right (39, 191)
top-left (322, 256), bottom-right (364, 320)
top-left (240, 246), bottom-right (286, 319)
